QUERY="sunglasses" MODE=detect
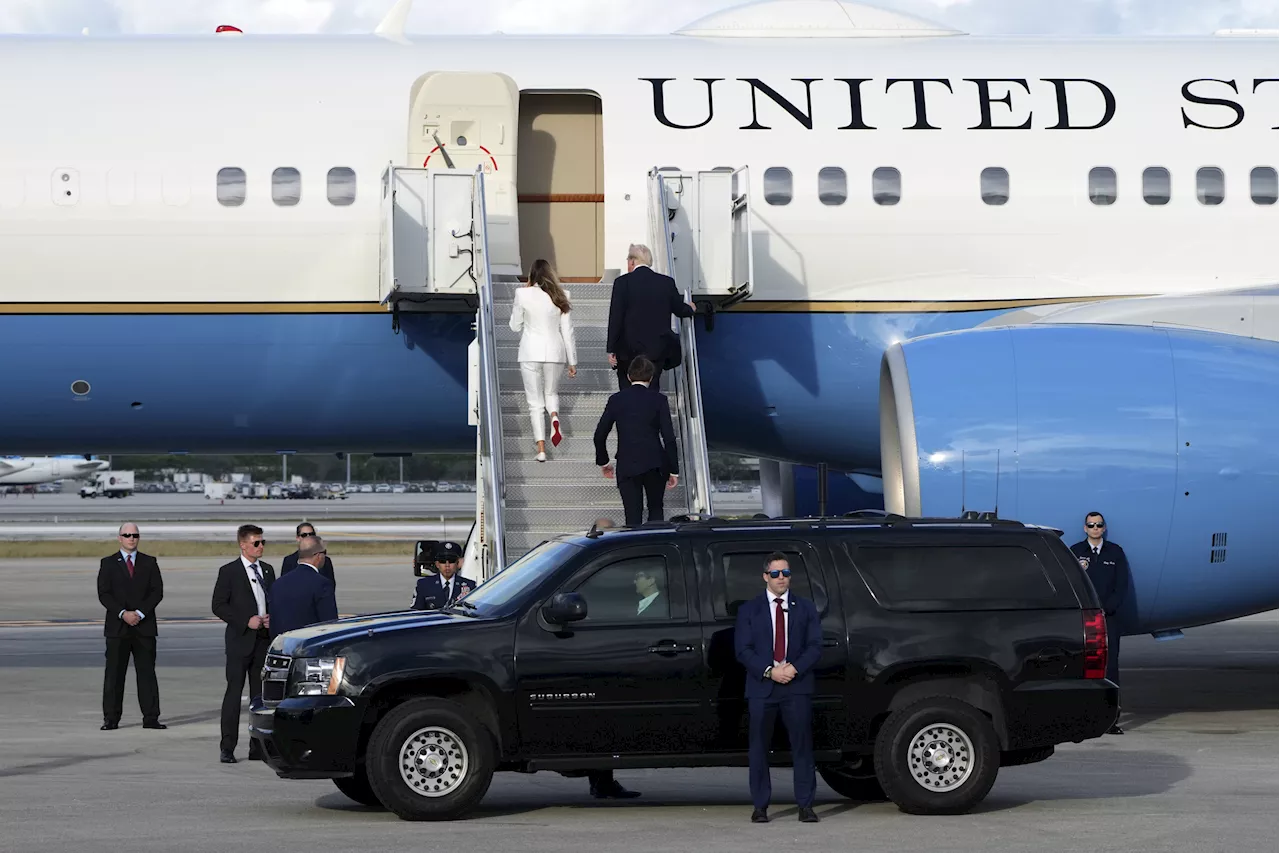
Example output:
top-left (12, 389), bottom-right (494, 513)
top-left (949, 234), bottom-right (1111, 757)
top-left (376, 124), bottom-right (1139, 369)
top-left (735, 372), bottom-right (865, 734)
top-left (437, 557), bottom-right (458, 564)
top-left (119, 533), bottom-right (140, 539)
top-left (299, 532), bottom-right (315, 538)
top-left (250, 540), bottom-right (265, 547)
top-left (767, 569), bottom-right (792, 579)
top-left (1085, 522), bottom-right (1105, 529)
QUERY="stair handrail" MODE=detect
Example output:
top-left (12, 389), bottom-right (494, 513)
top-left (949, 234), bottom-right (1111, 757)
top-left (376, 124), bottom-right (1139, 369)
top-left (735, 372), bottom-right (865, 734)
top-left (647, 168), bottom-right (714, 517)
top-left (473, 167), bottom-right (507, 573)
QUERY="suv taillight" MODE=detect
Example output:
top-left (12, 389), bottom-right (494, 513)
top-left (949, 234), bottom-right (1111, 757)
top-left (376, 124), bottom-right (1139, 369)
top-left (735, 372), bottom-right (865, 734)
top-left (1082, 608), bottom-right (1108, 679)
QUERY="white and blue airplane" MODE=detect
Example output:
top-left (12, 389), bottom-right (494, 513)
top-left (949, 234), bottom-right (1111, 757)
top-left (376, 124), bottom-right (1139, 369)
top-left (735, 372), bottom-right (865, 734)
top-left (0, 455), bottom-right (110, 485)
top-left (0, 0), bottom-right (1274, 636)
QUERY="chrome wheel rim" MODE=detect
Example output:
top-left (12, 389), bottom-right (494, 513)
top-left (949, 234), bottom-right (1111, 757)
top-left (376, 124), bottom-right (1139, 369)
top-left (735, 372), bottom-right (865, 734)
top-left (398, 726), bottom-right (469, 798)
top-left (907, 722), bottom-right (974, 792)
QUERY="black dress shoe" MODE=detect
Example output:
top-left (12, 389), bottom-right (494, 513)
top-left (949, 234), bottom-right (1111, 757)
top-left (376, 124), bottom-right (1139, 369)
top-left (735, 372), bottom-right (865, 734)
top-left (751, 808), bottom-right (769, 823)
top-left (142, 720), bottom-right (167, 730)
top-left (590, 780), bottom-right (640, 799)
top-left (1107, 724), bottom-right (1124, 735)
top-left (248, 746), bottom-right (264, 761)
top-left (219, 750), bottom-right (237, 764)
top-left (100, 722), bottom-right (118, 731)
top-left (798, 807), bottom-right (820, 823)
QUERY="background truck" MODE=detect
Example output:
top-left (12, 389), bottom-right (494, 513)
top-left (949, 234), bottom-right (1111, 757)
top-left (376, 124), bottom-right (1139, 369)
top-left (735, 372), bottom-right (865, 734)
top-left (79, 471), bottom-right (134, 498)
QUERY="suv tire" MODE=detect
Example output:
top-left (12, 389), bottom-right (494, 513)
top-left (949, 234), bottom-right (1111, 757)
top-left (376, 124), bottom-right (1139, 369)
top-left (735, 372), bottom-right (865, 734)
top-left (365, 697), bottom-right (495, 821)
top-left (333, 762), bottom-right (383, 808)
top-left (818, 760), bottom-right (887, 801)
top-left (874, 697), bottom-right (999, 815)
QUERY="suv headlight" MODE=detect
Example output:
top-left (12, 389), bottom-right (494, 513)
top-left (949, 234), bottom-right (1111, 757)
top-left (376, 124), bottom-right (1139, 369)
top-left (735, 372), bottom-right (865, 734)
top-left (290, 656), bottom-right (346, 696)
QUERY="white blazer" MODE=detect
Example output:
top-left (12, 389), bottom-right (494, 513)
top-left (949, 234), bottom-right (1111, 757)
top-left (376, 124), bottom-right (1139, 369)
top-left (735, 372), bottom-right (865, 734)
top-left (509, 285), bottom-right (577, 365)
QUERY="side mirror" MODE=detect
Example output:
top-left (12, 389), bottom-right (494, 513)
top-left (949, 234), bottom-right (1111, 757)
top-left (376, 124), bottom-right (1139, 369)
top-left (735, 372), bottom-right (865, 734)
top-left (541, 592), bottom-right (587, 626)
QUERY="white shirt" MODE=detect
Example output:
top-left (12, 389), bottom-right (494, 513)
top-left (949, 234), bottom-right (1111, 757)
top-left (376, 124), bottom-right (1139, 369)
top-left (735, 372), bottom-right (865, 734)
top-left (117, 549), bottom-right (145, 621)
top-left (241, 555), bottom-right (268, 617)
top-left (1089, 539), bottom-right (1103, 555)
top-left (768, 590), bottom-right (790, 665)
top-left (509, 285), bottom-right (577, 365)
top-left (637, 591), bottom-right (660, 615)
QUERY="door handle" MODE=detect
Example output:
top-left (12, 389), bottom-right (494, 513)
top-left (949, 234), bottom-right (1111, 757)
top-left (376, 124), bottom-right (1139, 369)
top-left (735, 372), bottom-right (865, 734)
top-left (822, 638), bottom-right (840, 648)
top-left (647, 641), bottom-right (695, 655)
top-left (1031, 649), bottom-right (1067, 663)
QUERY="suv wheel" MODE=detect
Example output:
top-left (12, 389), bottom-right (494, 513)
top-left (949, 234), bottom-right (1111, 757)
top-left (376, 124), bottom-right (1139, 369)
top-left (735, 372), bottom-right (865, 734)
top-left (874, 697), bottom-right (998, 815)
top-left (332, 762), bottom-right (383, 808)
top-left (365, 698), bottom-right (495, 821)
top-left (818, 760), bottom-right (887, 801)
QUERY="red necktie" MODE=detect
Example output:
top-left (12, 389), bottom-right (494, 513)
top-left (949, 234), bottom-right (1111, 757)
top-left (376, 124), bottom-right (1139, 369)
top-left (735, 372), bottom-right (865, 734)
top-left (126, 554), bottom-right (135, 578)
top-left (773, 597), bottom-right (786, 663)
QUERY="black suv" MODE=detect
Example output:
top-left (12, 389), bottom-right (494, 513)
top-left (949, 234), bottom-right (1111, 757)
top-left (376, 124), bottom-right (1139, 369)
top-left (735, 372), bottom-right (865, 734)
top-left (249, 514), bottom-right (1117, 820)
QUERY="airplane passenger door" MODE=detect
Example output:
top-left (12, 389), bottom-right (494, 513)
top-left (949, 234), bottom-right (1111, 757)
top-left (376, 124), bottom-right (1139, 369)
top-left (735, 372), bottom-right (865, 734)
top-left (408, 71), bottom-right (521, 273)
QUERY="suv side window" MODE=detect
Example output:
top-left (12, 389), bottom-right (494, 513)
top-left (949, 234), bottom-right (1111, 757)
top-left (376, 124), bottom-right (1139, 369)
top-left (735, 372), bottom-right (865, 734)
top-left (841, 540), bottom-right (1072, 610)
top-left (708, 543), bottom-right (822, 621)
top-left (572, 554), bottom-right (682, 623)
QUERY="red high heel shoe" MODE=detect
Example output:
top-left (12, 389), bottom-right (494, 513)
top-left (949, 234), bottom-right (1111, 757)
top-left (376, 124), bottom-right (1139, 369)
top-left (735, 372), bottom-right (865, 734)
top-left (550, 416), bottom-right (563, 447)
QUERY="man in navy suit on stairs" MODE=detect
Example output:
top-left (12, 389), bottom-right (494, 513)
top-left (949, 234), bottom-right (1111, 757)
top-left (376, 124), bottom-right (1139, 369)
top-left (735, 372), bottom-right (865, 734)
top-left (734, 552), bottom-right (823, 824)
top-left (593, 355), bottom-right (680, 526)
top-left (268, 535), bottom-right (338, 640)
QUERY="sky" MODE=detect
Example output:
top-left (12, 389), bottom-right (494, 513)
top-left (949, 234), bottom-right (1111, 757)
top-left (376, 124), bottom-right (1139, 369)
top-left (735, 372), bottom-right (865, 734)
top-left (0, 0), bottom-right (1277, 36)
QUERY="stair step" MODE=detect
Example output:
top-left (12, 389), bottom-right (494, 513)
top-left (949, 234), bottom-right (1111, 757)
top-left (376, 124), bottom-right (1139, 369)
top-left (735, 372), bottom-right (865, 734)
top-left (496, 366), bottom-right (621, 392)
top-left (504, 504), bottom-right (691, 532)
top-left (505, 481), bottom-right (687, 507)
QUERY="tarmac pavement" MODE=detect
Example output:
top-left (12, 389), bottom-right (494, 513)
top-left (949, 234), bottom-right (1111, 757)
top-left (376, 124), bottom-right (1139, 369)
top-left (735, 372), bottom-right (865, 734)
top-left (0, 547), bottom-right (1273, 853)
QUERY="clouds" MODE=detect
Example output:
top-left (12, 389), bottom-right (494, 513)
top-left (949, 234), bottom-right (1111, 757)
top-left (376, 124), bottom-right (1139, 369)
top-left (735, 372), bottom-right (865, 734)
top-left (0, 0), bottom-right (1275, 35)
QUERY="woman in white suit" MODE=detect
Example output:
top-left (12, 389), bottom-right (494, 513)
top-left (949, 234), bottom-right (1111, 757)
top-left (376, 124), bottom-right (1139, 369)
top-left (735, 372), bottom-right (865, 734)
top-left (509, 259), bottom-right (577, 461)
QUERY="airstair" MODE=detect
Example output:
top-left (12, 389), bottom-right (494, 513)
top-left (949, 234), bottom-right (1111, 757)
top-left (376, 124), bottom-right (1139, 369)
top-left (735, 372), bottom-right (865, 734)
top-left (380, 164), bottom-right (753, 581)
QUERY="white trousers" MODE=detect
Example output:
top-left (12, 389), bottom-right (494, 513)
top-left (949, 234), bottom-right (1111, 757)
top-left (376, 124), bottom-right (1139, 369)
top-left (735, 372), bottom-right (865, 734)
top-left (519, 361), bottom-right (563, 443)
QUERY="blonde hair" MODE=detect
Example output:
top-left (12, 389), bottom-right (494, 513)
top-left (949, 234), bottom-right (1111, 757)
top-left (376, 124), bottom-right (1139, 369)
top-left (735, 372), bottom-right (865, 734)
top-left (528, 259), bottom-right (570, 314)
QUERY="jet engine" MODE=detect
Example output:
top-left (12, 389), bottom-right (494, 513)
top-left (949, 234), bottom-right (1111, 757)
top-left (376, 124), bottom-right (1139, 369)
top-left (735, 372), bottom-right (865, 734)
top-left (879, 322), bottom-right (1278, 633)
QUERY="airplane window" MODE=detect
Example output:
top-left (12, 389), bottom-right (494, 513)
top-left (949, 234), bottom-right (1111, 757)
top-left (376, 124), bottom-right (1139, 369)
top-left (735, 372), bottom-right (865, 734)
top-left (1196, 167), bottom-right (1225, 205)
top-left (327, 167), bottom-right (357, 206)
top-left (216, 167), bottom-right (246, 207)
top-left (763, 167), bottom-right (792, 205)
top-left (272, 167), bottom-right (301, 207)
top-left (818, 167), bottom-right (847, 205)
top-left (1143, 167), bottom-right (1171, 205)
top-left (1088, 167), bottom-right (1117, 205)
top-left (980, 167), bottom-right (1009, 205)
top-left (872, 167), bottom-right (901, 205)
top-left (1251, 167), bottom-right (1278, 205)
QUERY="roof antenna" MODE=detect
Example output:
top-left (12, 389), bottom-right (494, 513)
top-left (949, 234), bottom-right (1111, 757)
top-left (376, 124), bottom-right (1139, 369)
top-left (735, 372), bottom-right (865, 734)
top-left (960, 449), bottom-right (966, 515)
top-left (375, 0), bottom-right (414, 37)
top-left (992, 449), bottom-right (1000, 519)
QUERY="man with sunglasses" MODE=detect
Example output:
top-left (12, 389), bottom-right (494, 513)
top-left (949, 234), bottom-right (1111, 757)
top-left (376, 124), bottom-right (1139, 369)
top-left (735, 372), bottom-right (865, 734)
top-left (734, 553), bottom-right (823, 824)
top-left (411, 541), bottom-right (475, 611)
top-left (281, 523), bottom-right (336, 588)
top-left (211, 524), bottom-right (276, 763)
top-left (1070, 511), bottom-right (1129, 735)
top-left (268, 535), bottom-right (338, 640)
top-left (97, 522), bottom-right (165, 731)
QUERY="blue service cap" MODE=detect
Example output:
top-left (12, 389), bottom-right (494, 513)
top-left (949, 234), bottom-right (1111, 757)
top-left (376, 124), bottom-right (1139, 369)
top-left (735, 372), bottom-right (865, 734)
top-left (434, 541), bottom-right (462, 561)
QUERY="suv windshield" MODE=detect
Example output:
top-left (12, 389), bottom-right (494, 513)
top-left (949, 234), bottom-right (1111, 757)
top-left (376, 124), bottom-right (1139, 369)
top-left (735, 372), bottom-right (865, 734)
top-left (453, 541), bottom-right (580, 615)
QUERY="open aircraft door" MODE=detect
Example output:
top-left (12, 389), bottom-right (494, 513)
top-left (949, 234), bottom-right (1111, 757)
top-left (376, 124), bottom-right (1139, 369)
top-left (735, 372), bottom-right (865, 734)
top-left (651, 167), bottom-right (754, 307)
top-left (407, 71), bottom-right (521, 274)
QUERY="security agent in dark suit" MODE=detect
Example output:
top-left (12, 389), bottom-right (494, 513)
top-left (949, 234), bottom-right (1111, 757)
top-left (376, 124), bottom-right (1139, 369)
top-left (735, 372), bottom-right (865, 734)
top-left (593, 356), bottom-right (680, 526)
top-left (280, 522), bottom-right (336, 588)
top-left (211, 523), bottom-right (275, 763)
top-left (605, 243), bottom-right (696, 391)
top-left (268, 535), bottom-right (338, 639)
top-left (411, 541), bottom-right (476, 610)
top-left (1070, 510), bottom-right (1130, 735)
top-left (733, 553), bottom-right (823, 824)
top-left (97, 522), bottom-right (166, 731)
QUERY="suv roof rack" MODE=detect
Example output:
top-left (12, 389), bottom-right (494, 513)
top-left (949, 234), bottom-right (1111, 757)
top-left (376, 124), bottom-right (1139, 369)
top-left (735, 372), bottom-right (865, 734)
top-left (576, 513), bottom-right (1040, 535)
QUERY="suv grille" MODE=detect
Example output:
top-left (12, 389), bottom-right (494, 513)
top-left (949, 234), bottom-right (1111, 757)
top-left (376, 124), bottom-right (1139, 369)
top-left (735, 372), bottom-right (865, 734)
top-left (262, 654), bottom-right (291, 707)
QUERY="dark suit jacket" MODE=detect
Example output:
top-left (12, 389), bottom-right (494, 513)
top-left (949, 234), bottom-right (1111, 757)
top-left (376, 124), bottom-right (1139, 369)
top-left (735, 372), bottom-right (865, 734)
top-left (734, 592), bottom-right (822, 699)
top-left (412, 574), bottom-right (477, 611)
top-left (1070, 539), bottom-right (1130, 616)
top-left (593, 383), bottom-right (680, 478)
top-left (281, 551), bottom-right (336, 588)
top-left (267, 563), bottom-right (338, 640)
top-left (211, 558), bottom-right (275, 653)
top-left (606, 266), bottom-right (695, 371)
top-left (97, 551), bottom-right (164, 638)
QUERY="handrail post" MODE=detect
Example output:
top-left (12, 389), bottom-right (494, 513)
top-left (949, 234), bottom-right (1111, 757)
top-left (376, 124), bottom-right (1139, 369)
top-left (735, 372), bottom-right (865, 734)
top-left (473, 168), bottom-right (506, 575)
